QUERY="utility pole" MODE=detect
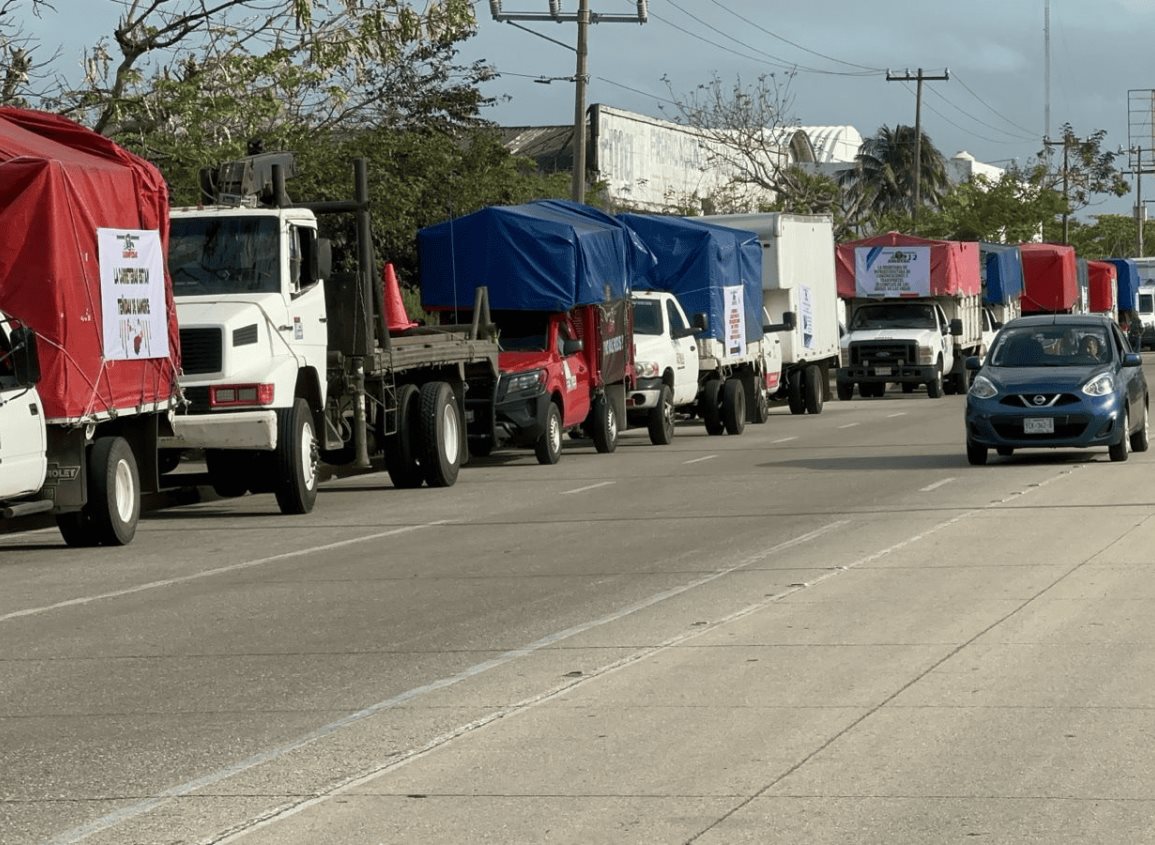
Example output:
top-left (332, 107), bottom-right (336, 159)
top-left (1043, 134), bottom-right (1082, 244)
top-left (489, 1), bottom-right (648, 204)
top-left (886, 68), bottom-right (949, 234)
top-left (1044, 0), bottom-right (1051, 141)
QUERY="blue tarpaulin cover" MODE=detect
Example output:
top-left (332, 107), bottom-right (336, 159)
top-left (618, 214), bottom-right (763, 344)
top-left (979, 243), bottom-right (1023, 305)
top-left (1108, 258), bottom-right (1141, 312)
top-left (418, 200), bottom-right (653, 311)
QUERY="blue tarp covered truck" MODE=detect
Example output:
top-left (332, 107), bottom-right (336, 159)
top-left (419, 200), bottom-right (652, 463)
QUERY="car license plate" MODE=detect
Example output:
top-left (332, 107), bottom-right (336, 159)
top-left (1024, 417), bottom-right (1054, 434)
top-left (874, 366), bottom-right (894, 376)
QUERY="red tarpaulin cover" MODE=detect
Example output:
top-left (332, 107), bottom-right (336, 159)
top-left (0, 107), bottom-right (179, 422)
top-left (1087, 260), bottom-right (1117, 313)
top-left (835, 231), bottom-right (981, 299)
top-left (1019, 243), bottom-right (1078, 314)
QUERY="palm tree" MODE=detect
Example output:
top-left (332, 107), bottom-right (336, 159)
top-left (838, 125), bottom-right (950, 225)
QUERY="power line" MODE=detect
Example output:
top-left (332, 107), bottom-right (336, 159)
top-left (922, 84), bottom-right (1038, 143)
top-left (900, 81), bottom-right (1028, 148)
top-left (950, 71), bottom-right (1039, 139)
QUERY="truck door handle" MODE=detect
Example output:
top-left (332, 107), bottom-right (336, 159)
top-left (278, 325), bottom-right (292, 332)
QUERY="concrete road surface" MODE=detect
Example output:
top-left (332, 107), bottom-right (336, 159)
top-left (4, 375), bottom-right (1155, 844)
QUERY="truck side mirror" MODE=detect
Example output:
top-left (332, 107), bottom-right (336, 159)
top-left (561, 338), bottom-right (584, 356)
top-left (316, 238), bottom-right (332, 281)
top-left (762, 311), bottom-right (797, 334)
top-left (692, 313), bottom-right (709, 334)
top-left (9, 326), bottom-right (42, 387)
top-left (949, 318), bottom-right (964, 337)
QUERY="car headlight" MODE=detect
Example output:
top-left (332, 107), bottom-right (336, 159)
top-left (1082, 373), bottom-right (1115, 396)
top-left (969, 374), bottom-right (998, 399)
top-left (634, 361), bottom-right (660, 378)
top-left (503, 369), bottom-right (546, 395)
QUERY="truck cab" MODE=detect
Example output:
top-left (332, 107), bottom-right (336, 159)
top-left (0, 316), bottom-right (47, 502)
top-left (838, 299), bottom-right (963, 399)
top-left (1138, 285), bottom-right (1155, 350)
top-left (627, 291), bottom-right (702, 444)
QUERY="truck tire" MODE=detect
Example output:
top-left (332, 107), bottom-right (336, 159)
top-left (787, 369), bottom-right (805, 414)
top-left (419, 381), bottom-right (462, 486)
top-left (804, 365), bottom-right (824, 414)
top-left (590, 393), bottom-right (618, 453)
top-left (648, 384), bottom-right (675, 445)
top-left (699, 379), bottom-right (724, 435)
top-left (927, 363), bottom-right (944, 399)
top-left (385, 383), bottom-right (424, 488)
top-left (206, 449), bottom-right (251, 498)
top-left (836, 380), bottom-right (853, 401)
top-left (721, 379), bottom-right (746, 435)
top-left (535, 401), bottom-right (563, 464)
top-left (954, 366), bottom-right (971, 394)
top-left (274, 398), bottom-right (319, 514)
top-left (751, 388), bottom-right (770, 424)
top-left (56, 436), bottom-right (141, 547)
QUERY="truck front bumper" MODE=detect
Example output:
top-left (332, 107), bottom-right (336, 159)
top-left (160, 411), bottom-right (278, 451)
top-left (495, 391), bottom-right (551, 446)
top-left (626, 377), bottom-right (664, 411)
top-left (838, 364), bottom-right (937, 385)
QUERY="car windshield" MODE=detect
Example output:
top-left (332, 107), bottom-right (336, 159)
top-left (633, 300), bottom-right (662, 336)
top-left (850, 304), bottom-right (936, 330)
top-left (493, 311), bottom-right (551, 352)
top-left (169, 216), bottom-right (281, 296)
top-left (990, 325), bottom-right (1113, 367)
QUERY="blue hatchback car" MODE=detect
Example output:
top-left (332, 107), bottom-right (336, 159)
top-left (965, 314), bottom-right (1149, 464)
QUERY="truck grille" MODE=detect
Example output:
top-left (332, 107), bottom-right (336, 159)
top-left (851, 341), bottom-right (918, 367)
top-left (179, 328), bottom-right (223, 374)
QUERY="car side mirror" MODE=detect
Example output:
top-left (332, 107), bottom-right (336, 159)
top-left (9, 326), bottom-right (42, 387)
top-left (950, 318), bottom-right (964, 337)
top-left (1123, 351), bottom-right (1143, 368)
top-left (965, 355), bottom-right (982, 371)
top-left (561, 338), bottom-right (584, 356)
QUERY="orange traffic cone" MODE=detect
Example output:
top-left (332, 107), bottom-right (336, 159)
top-left (383, 262), bottom-right (418, 332)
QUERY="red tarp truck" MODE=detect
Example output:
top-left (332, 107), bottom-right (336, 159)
top-left (0, 107), bottom-right (180, 546)
top-left (1020, 243), bottom-right (1079, 314)
top-left (835, 232), bottom-right (984, 397)
top-left (1087, 260), bottom-right (1118, 316)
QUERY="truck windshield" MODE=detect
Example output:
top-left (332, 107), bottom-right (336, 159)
top-left (493, 311), bottom-right (551, 352)
top-left (1141, 293), bottom-right (1154, 314)
top-left (851, 304), bottom-right (936, 330)
top-left (169, 216), bottom-right (281, 296)
top-left (633, 300), bottom-right (662, 336)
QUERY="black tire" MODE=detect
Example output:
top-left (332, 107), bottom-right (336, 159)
top-left (836, 380), bottom-right (854, 401)
top-left (751, 387), bottom-right (770, 424)
top-left (648, 384), bottom-right (675, 445)
top-left (927, 363), bottom-right (944, 399)
top-left (721, 379), bottom-right (746, 435)
top-left (1131, 401), bottom-right (1150, 453)
top-left (590, 394), bottom-right (618, 453)
top-left (786, 368), bottom-right (805, 414)
top-left (901, 383), bottom-right (915, 394)
top-left (996, 446), bottom-right (1014, 457)
top-left (700, 379), bottom-right (724, 435)
top-left (419, 381), bottom-right (462, 487)
top-left (803, 365), bottom-right (824, 415)
top-left (206, 449), bottom-right (251, 498)
top-left (57, 437), bottom-right (141, 547)
top-left (55, 511), bottom-right (98, 547)
top-left (274, 398), bottom-right (319, 514)
top-left (535, 401), bottom-right (563, 464)
top-left (954, 366), bottom-right (971, 394)
top-left (1110, 409), bottom-right (1131, 462)
top-left (386, 383), bottom-right (424, 488)
top-left (966, 440), bottom-right (988, 466)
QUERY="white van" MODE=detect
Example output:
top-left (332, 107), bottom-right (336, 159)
top-left (1138, 285), bottom-right (1155, 350)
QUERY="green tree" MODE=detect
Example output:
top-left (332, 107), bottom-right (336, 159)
top-left (917, 170), bottom-right (1064, 243)
top-left (1036, 124), bottom-right (1130, 241)
top-left (838, 124), bottom-right (950, 226)
top-left (1065, 214), bottom-right (1139, 260)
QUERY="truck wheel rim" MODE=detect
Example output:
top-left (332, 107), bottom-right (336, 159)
top-left (607, 405), bottom-right (617, 440)
top-left (301, 420), bottom-right (318, 490)
top-left (663, 396), bottom-right (674, 430)
top-left (114, 459), bottom-right (135, 524)
top-left (442, 403), bottom-right (460, 465)
top-left (549, 412), bottom-right (561, 455)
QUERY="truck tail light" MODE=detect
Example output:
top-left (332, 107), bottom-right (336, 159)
top-left (210, 383), bottom-right (275, 407)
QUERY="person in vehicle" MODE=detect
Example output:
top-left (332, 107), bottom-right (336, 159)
top-left (1079, 334), bottom-right (1104, 362)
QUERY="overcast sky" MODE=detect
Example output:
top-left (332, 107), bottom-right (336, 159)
top-left (31, 1), bottom-right (1155, 216)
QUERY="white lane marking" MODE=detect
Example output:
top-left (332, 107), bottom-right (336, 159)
top-left (559, 480), bottom-right (615, 496)
top-left (772, 436), bottom-right (798, 444)
top-left (838, 423), bottom-right (860, 429)
top-left (50, 520), bottom-right (848, 845)
top-left (683, 455), bottom-right (718, 465)
top-left (0, 522), bottom-right (446, 624)
top-left (920, 477), bottom-right (957, 492)
top-left (887, 412), bottom-right (906, 418)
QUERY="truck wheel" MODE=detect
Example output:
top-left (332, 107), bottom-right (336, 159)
top-left (57, 437), bottom-right (141, 547)
top-left (648, 385), bottom-right (675, 445)
top-left (954, 366), bottom-right (971, 394)
top-left (590, 394), bottom-right (618, 453)
top-left (385, 383), bottom-right (424, 489)
top-left (535, 401), bottom-right (563, 464)
top-left (721, 379), bottom-right (746, 435)
top-left (836, 380), bottom-right (853, 401)
top-left (804, 365), bottom-right (824, 414)
top-left (699, 379), bottom-right (724, 435)
top-left (751, 388), bottom-right (770, 424)
top-left (419, 381), bottom-right (462, 486)
top-left (274, 398), bottom-right (319, 514)
top-left (787, 369), bottom-right (805, 415)
top-left (206, 449), bottom-right (251, 498)
top-left (927, 363), bottom-right (944, 399)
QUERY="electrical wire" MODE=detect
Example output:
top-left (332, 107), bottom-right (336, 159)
top-left (899, 81), bottom-right (1029, 148)
top-left (923, 84), bottom-right (1039, 143)
top-left (951, 71), bottom-right (1040, 139)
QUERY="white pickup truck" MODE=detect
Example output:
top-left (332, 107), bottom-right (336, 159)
top-left (627, 291), bottom-right (703, 444)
